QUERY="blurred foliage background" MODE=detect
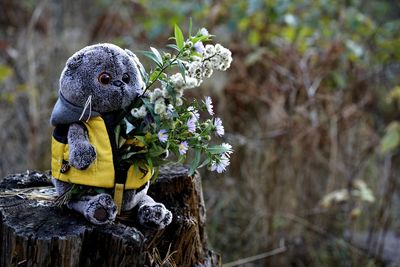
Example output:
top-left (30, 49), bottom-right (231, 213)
top-left (1, 0), bottom-right (400, 266)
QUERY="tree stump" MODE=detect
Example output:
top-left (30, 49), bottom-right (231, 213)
top-left (0, 165), bottom-right (220, 267)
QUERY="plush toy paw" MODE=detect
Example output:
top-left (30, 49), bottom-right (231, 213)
top-left (70, 142), bottom-right (96, 170)
top-left (138, 203), bottom-right (173, 229)
top-left (84, 193), bottom-right (117, 225)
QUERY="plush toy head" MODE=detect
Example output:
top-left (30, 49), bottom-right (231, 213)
top-left (59, 43), bottom-right (143, 113)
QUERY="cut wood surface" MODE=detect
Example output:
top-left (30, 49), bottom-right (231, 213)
top-left (0, 165), bottom-right (220, 267)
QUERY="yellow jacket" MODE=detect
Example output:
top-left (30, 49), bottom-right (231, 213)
top-left (51, 116), bottom-right (152, 190)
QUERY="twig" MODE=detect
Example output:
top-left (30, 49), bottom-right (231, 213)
top-left (222, 240), bottom-right (286, 267)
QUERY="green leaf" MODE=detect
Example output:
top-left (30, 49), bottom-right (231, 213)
top-left (151, 167), bottom-right (160, 183)
top-left (0, 65), bottom-right (13, 82)
top-left (122, 150), bottom-right (145, 160)
top-left (189, 17), bottom-right (193, 37)
top-left (146, 155), bottom-right (153, 170)
top-left (150, 47), bottom-right (163, 64)
top-left (174, 24), bottom-right (184, 50)
top-left (381, 122), bottom-right (400, 153)
top-left (166, 44), bottom-right (179, 51)
top-left (141, 51), bottom-right (163, 67)
top-left (114, 125), bottom-right (121, 146)
top-left (135, 60), bottom-right (149, 85)
top-left (191, 51), bottom-right (203, 58)
top-left (149, 70), bottom-right (161, 83)
top-left (178, 154), bottom-right (186, 163)
top-left (134, 135), bottom-right (148, 146)
top-left (118, 136), bottom-right (126, 148)
top-left (190, 35), bottom-right (212, 44)
top-left (149, 145), bottom-right (166, 157)
top-left (188, 148), bottom-right (201, 176)
top-left (207, 145), bottom-right (231, 155)
top-left (142, 98), bottom-right (160, 125)
top-left (177, 60), bottom-right (187, 83)
top-left (132, 162), bottom-right (139, 177)
top-left (198, 157), bottom-right (211, 168)
top-left (165, 83), bottom-right (177, 103)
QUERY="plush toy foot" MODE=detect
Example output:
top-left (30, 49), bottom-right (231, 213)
top-left (84, 193), bottom-right (117, 225)
top-left (138, 203), bottom-right (172, 230)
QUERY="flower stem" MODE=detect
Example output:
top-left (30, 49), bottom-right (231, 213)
top-left (141, 49), bottom-right (183, 96)
top-left (117, 49), bottom-right (183, 124)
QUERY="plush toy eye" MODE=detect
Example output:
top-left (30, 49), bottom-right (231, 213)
top-left (98, 72), bottom-right (112, 85)
top-left (122, 73), bottom-right (130, 84)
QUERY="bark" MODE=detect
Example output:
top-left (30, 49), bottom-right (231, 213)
top-left (0, 166), bottom-right (220, 267)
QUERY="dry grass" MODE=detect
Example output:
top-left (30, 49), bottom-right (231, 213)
top-left (200, 43), bottom-right (399, 265)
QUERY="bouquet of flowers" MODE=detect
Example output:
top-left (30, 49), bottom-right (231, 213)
top-left (115, 24), bottom-right (233, 178)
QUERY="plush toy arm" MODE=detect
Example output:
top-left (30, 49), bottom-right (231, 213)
top-left (68, 123), bottom-right (96, 170)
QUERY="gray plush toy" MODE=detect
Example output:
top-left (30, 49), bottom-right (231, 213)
top-left (50, 43), bottom-right (172, 228)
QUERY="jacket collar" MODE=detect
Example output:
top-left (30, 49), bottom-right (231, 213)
top-left (50, 92), bottom-right (100, 126)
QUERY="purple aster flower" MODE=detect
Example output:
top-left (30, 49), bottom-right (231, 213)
top-left (199, 28), bottom-right (209, 36)
top-left (187, 106), bottom-right (200, 121)
top-left (211, 155), bottom-right (230, 173)
top-left (194, 42), bottom-right (205, 54)
top-left (157, 129), bottom-right (168, 143)
top-left (187, 116), bottom-right (196, 133)
top-left (204, 96), bottom-right (214, 116)
top-left (221, 143), bottom-right (233, 157)
top-left (214, 117), bottom-right (224, 137)
top-left (178, 141), bottom-right (188, 155)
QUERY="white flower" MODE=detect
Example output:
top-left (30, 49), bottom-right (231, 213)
top-left (170, 73), bottom-right (185, 89)
top-left (215, 43), bottom-right (223, 53)
top-left (204, 61), bottom-right (212, 70)
top-left (131, 105), bottom-right (147, 118)
top-left (188, 61), bottom-right (202, 76)
top-left (154, 98), bottom-right (166, 115)
top-left (204, 96), bottom-right (214, 116)
top-left (149, 88), bottom-right (164, 103)
top-left (170, 72), bottom-right (201, 90)
top-left (176, 97), bottom-right (183, 106)
top-left (203, 44), bottom-right (215, 58)
top-left (185, 76), bottom-right (201, 89)
top-left (214, 117), bottom-right (224, 137)
top-left (204, 68), bottom-right (213, 78)
top-left (210, 57), bottom-right (220, 68)
top-left (210, 154), bottom-right (230, 173)
top-left (162, 87), bottom-right (170, 98)
top-left (191, 55), bottom-right (202, 62)
top-left (174, 88), bottom-right (184, 97)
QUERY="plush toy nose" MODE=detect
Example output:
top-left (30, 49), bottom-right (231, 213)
top-left (112, 80), bottom-right (123, 87)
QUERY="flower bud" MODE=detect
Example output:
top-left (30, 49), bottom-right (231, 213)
top-left (185, 41), bottom-right (193, 48)
top-left (164, 52), bottom-right (171, 60)
top-left (202, 122), bottom-right (210, 128)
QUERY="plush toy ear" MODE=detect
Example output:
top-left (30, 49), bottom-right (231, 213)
top-left (66, 51), bottom-right (84, 70)
top-left (125, 49), bottom-right (140, 64)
